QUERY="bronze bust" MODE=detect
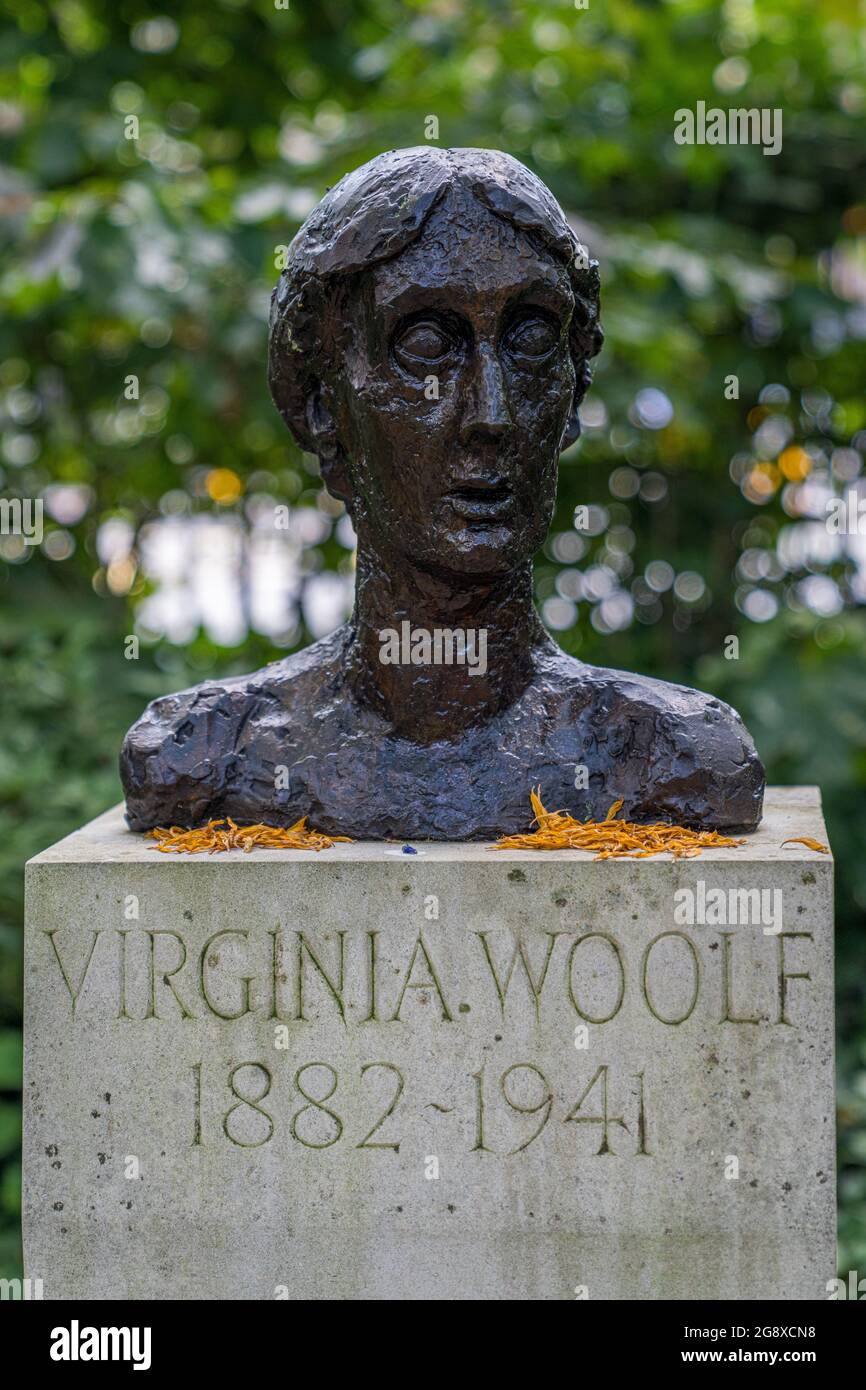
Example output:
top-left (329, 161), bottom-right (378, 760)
top-left (121, 147), bottom-right (764, 838)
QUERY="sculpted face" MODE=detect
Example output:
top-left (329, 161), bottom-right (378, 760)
top-left (331, 187), bottom-right (577, 580)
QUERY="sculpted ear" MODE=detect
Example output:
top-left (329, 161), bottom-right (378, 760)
top-left (560, 259), bottom-right (604, 452)
top-left (268, 278), bottom-right (354, 510)
top-left (272, 377), bottom-right (353, 507)
top-left (560, 314), bottom-right (604, 452)
top-left (305, 389), bottom-right (353, 508)
top-left (559, 356), bottom-right (592, 451)
top-left (268, 347), bottom-right (354, 509)
top-left (560, 393), bottom-right (582, 450)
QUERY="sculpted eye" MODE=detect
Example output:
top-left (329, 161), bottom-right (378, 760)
top-left (505, 317), bottom-right (559, 360)
top-left (393, 320), bottom-right (454, 368)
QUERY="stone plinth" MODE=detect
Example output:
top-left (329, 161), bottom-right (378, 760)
top-left (24, 787), bottom-right (835, 1300)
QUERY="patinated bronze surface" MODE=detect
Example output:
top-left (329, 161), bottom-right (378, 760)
top-left (121, 147), bottom-right (765, 837)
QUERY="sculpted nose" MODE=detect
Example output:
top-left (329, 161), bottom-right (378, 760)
top-left (459, 344), bottom-right (512, 443)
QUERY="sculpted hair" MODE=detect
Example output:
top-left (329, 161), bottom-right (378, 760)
top-left (267, 146), bottom-right (603, 455)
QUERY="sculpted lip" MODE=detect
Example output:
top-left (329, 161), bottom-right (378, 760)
top-left (445, 480), bottom-right (513, 521)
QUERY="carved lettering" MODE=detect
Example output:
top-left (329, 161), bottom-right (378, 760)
top-left (390, 935), bottom-right (452, 1021)
top-left (567, 933), bottom-right (625, 1024)
top-left (200, 930), bottom-right (254, 1020)
top-left (720, 932), bottom-right (762, 1023)
top-left (296, 932), bottom-right (346, 1024)
top-left (45, 923), bottom-right (814, 1033)
top-left (642, 931), bottom-right (700, 1025)
top-left (146, 930), bottom-right (196, 1019)
top-left (777, 932), bottom-right (813, 1026)
top-left (478, 931), bottom-right (562, 1020)
top-left (45, 929), bottom-right (101, 1016)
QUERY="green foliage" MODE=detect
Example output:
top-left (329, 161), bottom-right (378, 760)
top-left (1, 0), bottom-right (864, 1283)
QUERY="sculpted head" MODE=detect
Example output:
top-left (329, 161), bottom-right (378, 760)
top-left (268, 147), bottom-right (602, 583)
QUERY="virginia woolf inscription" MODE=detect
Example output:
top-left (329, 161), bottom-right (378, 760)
top-left (45, 921), bottom-right (813, 1032)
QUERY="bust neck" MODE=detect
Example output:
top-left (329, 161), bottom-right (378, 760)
top-left (345, 544), bottom-right (547, 740)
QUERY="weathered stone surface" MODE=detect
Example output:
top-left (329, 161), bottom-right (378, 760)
top-left (24, 787), bottom-right (834, 1300)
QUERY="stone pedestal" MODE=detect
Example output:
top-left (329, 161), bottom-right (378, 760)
top-left (24, 787), bottom-right (835, 1300)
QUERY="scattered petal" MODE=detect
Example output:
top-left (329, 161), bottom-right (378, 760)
top-left (780, 837), bottom-right (829, 854)
top-left (146, 819), bottom-right (351, 854)
top-left (493, 790), bottom-right (747, 860)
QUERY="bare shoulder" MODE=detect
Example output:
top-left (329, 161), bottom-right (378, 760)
top-left (539, 647), bottom-right (765, 831)
top-left (120, 627), bottom-right (348, 830)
